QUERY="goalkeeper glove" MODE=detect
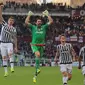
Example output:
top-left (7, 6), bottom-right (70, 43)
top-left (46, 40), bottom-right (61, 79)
top-left (28, 11), bottom-right (34, 16)
top-left (42, 10), bottom-right (49, 17)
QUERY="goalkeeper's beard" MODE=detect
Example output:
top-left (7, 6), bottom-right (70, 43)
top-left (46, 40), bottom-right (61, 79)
top-left (37, 24), bottom-right (41, 27)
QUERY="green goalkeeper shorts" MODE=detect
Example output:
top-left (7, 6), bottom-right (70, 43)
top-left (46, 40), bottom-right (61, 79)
top-left (31, 45), bottom-right (44, 57)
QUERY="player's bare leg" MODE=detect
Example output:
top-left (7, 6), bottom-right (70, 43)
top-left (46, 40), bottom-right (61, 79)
top-left (62, 72), bottom-right (68, 85)
top-left (33, 51), bottom-right (41, 83)
top-left (68, 73), bottom-right (72, 81)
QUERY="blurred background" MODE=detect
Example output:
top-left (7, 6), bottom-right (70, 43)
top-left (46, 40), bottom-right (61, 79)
top-left (0, 0), bottom-right (85, 67)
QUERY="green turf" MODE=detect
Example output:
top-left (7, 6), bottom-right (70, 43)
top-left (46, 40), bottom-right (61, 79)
top-left (0, 66), bottom-right (83, 85)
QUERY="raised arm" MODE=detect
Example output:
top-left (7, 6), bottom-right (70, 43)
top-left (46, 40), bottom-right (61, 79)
top-left (25, 11), bottom-right (34, 26)
top-left (47, 15), bottom-right (53, 25)
top-left (42, 10), bottom-right (53, 25)
top-left (25, 15), bottom-right (31, 25)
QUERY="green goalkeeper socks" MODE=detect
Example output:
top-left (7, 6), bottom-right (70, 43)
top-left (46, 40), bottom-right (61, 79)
top-left (35, 57), bottom-right (40, 75)
top-left (35, 57), bottom-right (40, 70)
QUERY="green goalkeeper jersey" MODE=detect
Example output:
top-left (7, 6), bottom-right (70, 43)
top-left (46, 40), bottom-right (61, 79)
top-left (28, 23), bottom-right (49, 44)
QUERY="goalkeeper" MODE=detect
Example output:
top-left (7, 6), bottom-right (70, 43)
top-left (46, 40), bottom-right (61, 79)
top-left (25, 10), bottom-right (53, 83)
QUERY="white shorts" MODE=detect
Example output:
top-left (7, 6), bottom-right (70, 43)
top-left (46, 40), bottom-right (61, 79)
top-left (1, 43), bottom-right (13, 57)
top-left (60, 64), bottom-right (72, 74)
top-left (82, 66), bottom-right (85, 75)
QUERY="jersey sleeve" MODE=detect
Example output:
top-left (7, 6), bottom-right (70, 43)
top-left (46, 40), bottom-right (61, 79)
top-left (43, 23), bottom-right (49, 29)
top-left (2, 20), bottom-right (7, 26)
top-left (28, 23), bottom-right (34, 29)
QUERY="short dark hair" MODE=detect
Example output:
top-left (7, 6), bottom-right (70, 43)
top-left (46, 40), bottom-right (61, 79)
top-left (36, 16), bottom-right (43, 22)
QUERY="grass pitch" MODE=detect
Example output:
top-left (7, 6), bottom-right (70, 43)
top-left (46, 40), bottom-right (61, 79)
top-left (0, 67), bottom-right (83, 85)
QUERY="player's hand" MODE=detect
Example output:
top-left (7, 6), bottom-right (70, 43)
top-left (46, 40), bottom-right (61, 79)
top-left (78, 65), bottom-right (81, 69)
top-left (28, 11), bottom-right (34, 16)
top-left (42, 10), bottom-right (49, 17)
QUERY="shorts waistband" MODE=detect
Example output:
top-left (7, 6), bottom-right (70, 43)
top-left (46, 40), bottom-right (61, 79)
top-left (60, 62), bottom-right (72, 64)
top-left (82, 65), bottom-right (85, 67)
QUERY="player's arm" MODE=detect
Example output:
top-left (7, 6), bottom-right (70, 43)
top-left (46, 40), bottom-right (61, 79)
top-left (78, 56), bottom-right (82, 69)
top-left (71, 44), bottom-right (77, 61)
top-left (54, 51), bottom-right (59, 63)
top-left (25, 11), bottom-right (34, 27)
top-left (13, 29), bottom-right (18, 53)
top-left (0, 1), bottom-right (4, 24)
top-left (14, 36), bottom-right (18, 53)
top-left (54, 46), bottom-right (59, 63)
top-left (78, 49), bottom-right (83, 69)
top-left (42, 10), bottom-right (53, 25)
top-left (47, 15), bottom-right (53, 25)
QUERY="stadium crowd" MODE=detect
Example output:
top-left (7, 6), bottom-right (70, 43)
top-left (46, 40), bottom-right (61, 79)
top-left (2, 15), bottom-right (85, 59)
top-left (3, 1), bottom-right (70, 12)
top-left (3, 1), bottom-right (85, 13)
top-left (1, 1), bottom-right (85, 59)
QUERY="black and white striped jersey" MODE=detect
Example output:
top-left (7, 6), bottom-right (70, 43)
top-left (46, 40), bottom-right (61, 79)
top-left (79, 46), bottom-right (85, 66)
top-left (56, 43), bottom-right (73, 64)
top-left (1, 20), bottom-right (16, 43)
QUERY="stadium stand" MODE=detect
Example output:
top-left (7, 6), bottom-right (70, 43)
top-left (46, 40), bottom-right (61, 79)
top-left (1, 1), bottom-right (85, 60)
top-left (4, 0), bottom-right (37, 4)
top-left (3, 1), bottom-right (71, 13)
